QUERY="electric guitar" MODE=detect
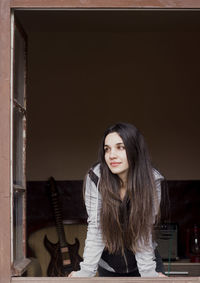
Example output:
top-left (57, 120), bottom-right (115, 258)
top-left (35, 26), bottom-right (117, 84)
top-left (44, 177), bottom-right (82, 276)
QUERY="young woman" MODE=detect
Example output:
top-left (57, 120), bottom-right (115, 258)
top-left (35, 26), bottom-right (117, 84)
top-left (69, 122), bottom-right (165, 277)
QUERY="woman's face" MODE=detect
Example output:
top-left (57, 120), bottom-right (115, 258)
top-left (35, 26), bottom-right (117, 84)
top-left (104, 132), bottom-right (129, 182)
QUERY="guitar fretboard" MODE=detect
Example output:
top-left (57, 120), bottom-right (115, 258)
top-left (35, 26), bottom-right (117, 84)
top-left (50, 181), bottom-right (68, 248)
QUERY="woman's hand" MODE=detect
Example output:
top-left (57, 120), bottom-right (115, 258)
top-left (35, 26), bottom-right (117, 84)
top-left (158, 272), bottom-right (167, 277)
top-left (68, 271), bottom-right (75, 277)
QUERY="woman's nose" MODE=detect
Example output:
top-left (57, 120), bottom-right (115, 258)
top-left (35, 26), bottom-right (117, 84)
top-left (109, 148), bottom-right (117, 159)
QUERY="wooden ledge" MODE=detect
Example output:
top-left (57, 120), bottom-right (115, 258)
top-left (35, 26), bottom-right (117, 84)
top-left (12, 276), bottom-right (200, 283)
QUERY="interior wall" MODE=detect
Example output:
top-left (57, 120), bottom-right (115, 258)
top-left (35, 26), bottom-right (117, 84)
top-left (26, 31), bottom-right (200, 181)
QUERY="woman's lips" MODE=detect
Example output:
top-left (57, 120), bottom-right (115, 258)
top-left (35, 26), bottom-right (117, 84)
top-left (110, 162), bottom-right (121, 167)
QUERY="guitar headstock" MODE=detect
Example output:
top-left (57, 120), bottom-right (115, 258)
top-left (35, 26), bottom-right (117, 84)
top-left (48, 176), bottom-right (59, 196)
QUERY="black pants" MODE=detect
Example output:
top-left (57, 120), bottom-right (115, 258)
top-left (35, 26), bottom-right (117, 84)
top-left (98, 248), bottom-right (165, 277)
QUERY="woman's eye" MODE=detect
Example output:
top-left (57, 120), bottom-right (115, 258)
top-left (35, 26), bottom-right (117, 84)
top-left (104, 147), bottom-right (109, 152)
top-left (118, 145), bottom-right (125, 150)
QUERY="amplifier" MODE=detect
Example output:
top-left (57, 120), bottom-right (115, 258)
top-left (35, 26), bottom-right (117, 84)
top-left (154, 224), bottom-right (178, 260)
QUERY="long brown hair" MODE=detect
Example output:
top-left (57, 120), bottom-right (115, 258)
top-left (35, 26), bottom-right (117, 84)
top-left (98, 123), bottom-right (159, 254)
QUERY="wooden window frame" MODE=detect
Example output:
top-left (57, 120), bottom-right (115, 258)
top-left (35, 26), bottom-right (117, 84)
top-left (1, 1), bottom-right (200, 283)
top-left (11, 13), bottom-right (31, 276)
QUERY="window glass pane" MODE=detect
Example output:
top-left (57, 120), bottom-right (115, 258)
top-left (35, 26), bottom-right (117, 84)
top-left (13, 190), bottom-right (25, 261)
top-left (11, 16), bottom-right (28, 276)
top-left (13, 107), bottom-right (25, 187)
top-left (13, 25), bottom-right (26, 107)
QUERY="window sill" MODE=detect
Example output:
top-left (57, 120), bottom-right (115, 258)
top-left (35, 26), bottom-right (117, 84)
top-left (11, 276), bottom-right (200, 283)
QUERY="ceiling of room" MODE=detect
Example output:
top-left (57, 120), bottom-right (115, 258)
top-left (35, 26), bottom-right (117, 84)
top-left (15, 9), bottom-right (200, 33)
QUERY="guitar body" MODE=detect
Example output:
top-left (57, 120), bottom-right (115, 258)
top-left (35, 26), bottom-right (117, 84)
top-left (44, 177), bottom-right (83, 277)
top-left (44, 234), bottom-right (82, 276)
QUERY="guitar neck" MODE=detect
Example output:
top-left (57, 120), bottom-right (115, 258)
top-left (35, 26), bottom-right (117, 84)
top-left (50, 184), bottom-right (68, 248)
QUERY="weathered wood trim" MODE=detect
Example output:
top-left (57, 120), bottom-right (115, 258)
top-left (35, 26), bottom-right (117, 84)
top-left (0, 0), bottom-right (11, 282)
top-left (0, 1), bottom-right (200, 282)
top-left (12, 258), bottom-right (31, 277)
top-left (9, 0), bottom-right (200, 9)
top-left (11, 276), bottom-right (200, 283)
